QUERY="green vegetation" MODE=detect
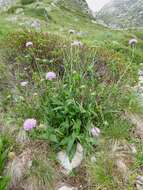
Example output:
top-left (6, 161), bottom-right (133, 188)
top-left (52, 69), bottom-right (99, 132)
top-left (0, 0), bottom-right (143, 189)
top-left (0, 136), bottom-right (11, 190)
top-left (21, 0), bottom-right (36, 5)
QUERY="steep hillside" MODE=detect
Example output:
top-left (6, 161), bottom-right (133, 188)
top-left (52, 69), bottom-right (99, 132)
top-left (0, 0), bottom-right (15, 9)
top-left (0, 1), bottom-right (143, 190)
top-left (96, 0), bottom-right (143, 29)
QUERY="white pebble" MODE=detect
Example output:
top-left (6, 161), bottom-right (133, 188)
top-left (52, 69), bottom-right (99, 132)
top-left (57, 143), bottom-right (83, 174)
top-left (25, 41), bottom-right (33, 47)
top-left (58, 186), bottom-right (77, 190)
top-left (20, 81), bottom-right (28, 87)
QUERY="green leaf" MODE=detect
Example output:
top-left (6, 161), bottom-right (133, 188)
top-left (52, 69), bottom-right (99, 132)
top-left (49, 134), bottom-right (58, 143)
top-left (66, 135), bottom-right (75, 157)
top-left (40, 133), bottom-right (58, 143)
top-left (60, 137), bottom-right (69, 146)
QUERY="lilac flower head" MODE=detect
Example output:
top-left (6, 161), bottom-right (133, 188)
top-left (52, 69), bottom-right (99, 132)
top-left (129, 38), bottom-right (138, 46)
top-left (91, 127), bottom-right (100, 137)
top-left (26, 41), bottom-right (33, 48)
top-left (71, 40), bottom-right (83, 47)
top-left (46, 72), bottom-right (56, 81)
top-left (23, 118), bottom-right (37, 131)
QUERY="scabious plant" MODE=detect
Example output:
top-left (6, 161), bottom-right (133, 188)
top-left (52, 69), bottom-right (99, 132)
top-left (2, 30), bottom-right (140, 160)
top-left (23, 118), bottom-right (37, 131)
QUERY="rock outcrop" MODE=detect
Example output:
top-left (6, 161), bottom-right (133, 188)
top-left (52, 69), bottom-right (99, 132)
top-left (0, 0), bottom-right (15, 10)
top-left (96, 0), bottom-right (143, 29)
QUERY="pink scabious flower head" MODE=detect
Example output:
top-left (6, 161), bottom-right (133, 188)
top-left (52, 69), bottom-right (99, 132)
top-left (71, 40), bottom-right (83, 47)
top-left (46, 72), bottom-right (56, 81)
top-left (129, 38), bottom-right (138, 46)
top-left (91, 127), bottom-right (101, 137)
top-left (23, 118), bottom-right (37, 131)
top-left (26, 41), bottom-right (33, 48)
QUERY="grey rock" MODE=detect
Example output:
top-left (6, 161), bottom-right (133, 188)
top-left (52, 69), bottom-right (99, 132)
top-left (96, 0), bottom-right (143, 29)
top-left (0, 0), bottom-right (15, 10)
top-left (16, 129), bottom-right (29, 144)
top-left (136, 176), bottom-right (143, 190)
top-left (138, 70), bottom-right (143, 76)
top-left (15, 8), bottom-right (24, 14)
top-left (31, 20), bottom-right (41, 31)
top-left (58, 186), bottom-right (78, 190)
top-left (57, 143), bottom-right (83, 174)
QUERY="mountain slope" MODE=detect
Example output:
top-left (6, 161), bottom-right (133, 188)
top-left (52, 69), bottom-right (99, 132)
top-left (0, 1), bottom-right (143, 190)
top-left (96, 0), bottom-right (143, 29)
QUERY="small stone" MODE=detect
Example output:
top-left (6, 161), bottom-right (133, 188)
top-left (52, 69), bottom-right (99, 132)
top-left (58, 185), bottom-right (78, 190)
top-left (138, 70), bottom-right (143, 76)
top-left (90, 156), bottom-right (96, 163)
top-left (116, 159), bottom-right (128, 175)
top-left (130, 144), bottom-right (137, 154)
top-left (8, 152), bottom-right (16, 160)
top-left (76, 31), bottom-right (87, 37)
top-left (20, 81), bottom-right (28, 87)
top-left (91, 20), bottom-right (96, 24)
top-left (71, 143), bottom-right (83, 169)
top-left (138, 80), bottom-right (143, 87)
top-left (15, 8), bottom-right (24, 14)
top-left (139, 76), bottom-right (143, 81)
top-left (33, 93), bottom-right (38, 96)
top-left (6, 15), bottom-right (18, 22)
top-left (31, 20), bottom-right (41, 31)
top-left (136, 86), bottom-right (143, 93)
top-left (136, 176), bottom-right (143, 190)
top-left (57, 151), bottom-right (73, 173)
top-left (136, 184), bottom-right (143, 190)
top-left (7, 149), bottom-right (32, 189)
top-left (26, 41), bottom-right (33, 48)
top-left (57, 143), bottom-right (83, 174)
top-left (16, 129), bottom-right (29, 144)
top-left (137, 176), bottom-right (143, 184)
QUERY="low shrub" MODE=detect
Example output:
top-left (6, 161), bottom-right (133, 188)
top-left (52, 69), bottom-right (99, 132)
top-left (1, 31), bottom-right (139, 157)
top-left (7, 5), bottom-right (24, 14)
top-left (24, 8), bottom-right (52, 20)
top-left (21, 0), bottom-right (36, 5)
